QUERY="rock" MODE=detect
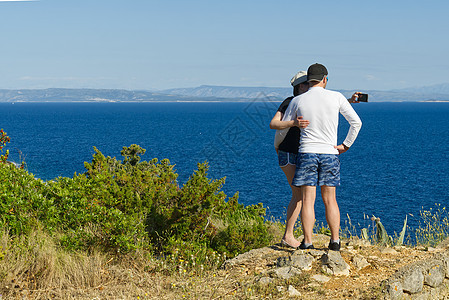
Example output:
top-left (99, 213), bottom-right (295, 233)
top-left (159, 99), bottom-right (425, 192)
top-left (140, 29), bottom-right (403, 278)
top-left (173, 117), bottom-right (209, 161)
top-left (276, 286), bottom-right (285, 292)
top-left (433, 252), bottom-right (449, 278)
top-left (393, 246), bottom-right (406, 251)
top-left (312, 274), bottom-right (331, 283)
top-left (383, 279), bottom-right (403, 300)
top-left (423, 260), bottom-right (445, 287)
top-left (381, 247), bottom-right (398, 255)
top-left (287, 285), bottom-right (301, 297)
top-left (346, 236), bottom-right (371, 248)
top-left (273, 266), bottom-right (302, 280)
top-left (321, 251), bottom-right (350, 276)
top-left (221, 247), bottom-right (282, 270)
top-left (352, 254), bottom-right (371, 270)
top-left (307, 282), bottom-right (321, 289)
top-left (291, 253), bottom-right (314, 271)
top-left (258, 277), bottom-right (274, 285)
top-left (276, 256), bottom-right (292, 267)
top-left (396, 267), bottom-right (424, 294)
top-left (307, 249), bottom-right (326, 258)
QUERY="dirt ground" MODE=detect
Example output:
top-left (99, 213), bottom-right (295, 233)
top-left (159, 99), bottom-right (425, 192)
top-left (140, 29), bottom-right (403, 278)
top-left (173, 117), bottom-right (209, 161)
top-left (197, 235), bottom-right (445, 300)
top-left (1, 235), bottom-right (444, 299)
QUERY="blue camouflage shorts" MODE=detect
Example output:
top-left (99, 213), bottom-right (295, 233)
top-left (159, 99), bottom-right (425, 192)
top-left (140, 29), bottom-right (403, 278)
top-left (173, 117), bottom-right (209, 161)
top-left (292, 153), bottom-right (340, 187)
top-left (278, 150), bottom-right (297, 167)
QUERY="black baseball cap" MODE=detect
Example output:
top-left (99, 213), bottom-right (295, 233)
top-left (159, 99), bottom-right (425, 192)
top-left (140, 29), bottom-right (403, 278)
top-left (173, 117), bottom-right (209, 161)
top-left (307, 63), bottom-right (328, 82)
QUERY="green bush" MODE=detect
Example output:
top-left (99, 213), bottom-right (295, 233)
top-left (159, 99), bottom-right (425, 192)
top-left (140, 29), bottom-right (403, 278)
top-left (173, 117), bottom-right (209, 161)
top-left (212, 202), bottom-right (272, 256)
top-left (0, 129), bottom-right (10, 163)
top-left (147, 161), bottom-right (273, 258)
top-left (0, 135), bottom-right (273, 258)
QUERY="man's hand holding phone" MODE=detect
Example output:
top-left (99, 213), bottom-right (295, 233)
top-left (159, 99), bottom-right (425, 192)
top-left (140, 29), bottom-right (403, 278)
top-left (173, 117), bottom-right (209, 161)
top-left (349, 92), bottom-right (369, 103)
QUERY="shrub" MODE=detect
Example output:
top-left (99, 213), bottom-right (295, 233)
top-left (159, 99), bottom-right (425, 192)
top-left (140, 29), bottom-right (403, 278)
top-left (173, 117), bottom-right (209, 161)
top-left (0, 136), bottom-right (274, 257)
top-left (212, 201), bottom-right (272, 256)
top-left (147, 161), bottom-right (273, 258)
top-left (0, 129), bottom-right (10, 163)
top-left (0, 163), bottom-right (47, 235)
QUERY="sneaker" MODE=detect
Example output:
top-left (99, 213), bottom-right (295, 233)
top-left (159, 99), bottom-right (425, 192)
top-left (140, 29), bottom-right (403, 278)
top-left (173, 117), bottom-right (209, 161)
top-left (328, 240), bottom-right (341, 251)
top-left (299, 240), bottom-right (315, 250)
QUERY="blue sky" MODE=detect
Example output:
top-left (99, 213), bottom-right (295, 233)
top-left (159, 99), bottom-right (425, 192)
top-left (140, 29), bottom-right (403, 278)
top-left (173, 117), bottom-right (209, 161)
top-left (1, 0), bottom-right (448, 91)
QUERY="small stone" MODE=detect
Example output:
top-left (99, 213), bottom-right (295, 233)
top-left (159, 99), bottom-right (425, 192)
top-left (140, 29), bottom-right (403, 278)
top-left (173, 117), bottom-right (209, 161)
top-left (287, 285), bottom-right (301, 297)
top-left (258, 277), bottom-right (274, 285)
top-left (307, 250), bottom-right (326, 258)
top-left (433, 252), bottom-right (449, 278)
top-left (400, 267), bottom-right (424, 294)
top-left (308, 282), bottom-right (321, 288)
top-left (424, 262), bottom-right (445, 287)
top-left (352, 254), bottom-right (371, 270)
top-left (291, 253), bottom-right (314, 271)
top-left (381, 247), bottom-right (398, 255)
top-left (312, 274), bottom-right (331, 283)
top-left (346, 236), bottom-right (371, 248)
top-left (273, 266), bottom-right (301, 280)
top-left (277, 256), bottom-right (292, 267)
top-left (393, 245), bottom-right (406, 251)
top-left (321, 251), bottom-right (350, 276)
top-left (383, 279), bottom-right (403, 300)
top-left (276, 286), bottom-right (285, 292)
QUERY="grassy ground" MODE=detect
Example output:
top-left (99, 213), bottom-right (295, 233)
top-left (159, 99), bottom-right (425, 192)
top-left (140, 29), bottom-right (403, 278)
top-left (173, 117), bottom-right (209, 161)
top-left (1, 216), bottom-right (448, 299)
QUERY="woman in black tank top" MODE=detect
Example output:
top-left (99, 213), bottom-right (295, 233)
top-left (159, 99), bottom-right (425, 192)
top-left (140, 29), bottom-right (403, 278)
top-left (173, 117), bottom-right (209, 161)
top-left (269, 72), bottom-right (309, 249)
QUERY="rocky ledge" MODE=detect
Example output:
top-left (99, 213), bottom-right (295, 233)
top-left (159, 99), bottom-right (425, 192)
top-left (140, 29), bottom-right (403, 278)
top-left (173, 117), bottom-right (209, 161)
top-left (221, 234), bottom-right (449, 299)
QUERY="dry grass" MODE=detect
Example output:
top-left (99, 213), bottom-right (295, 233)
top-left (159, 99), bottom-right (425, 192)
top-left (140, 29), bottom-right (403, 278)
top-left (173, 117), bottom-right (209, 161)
top-left (0, 230), bottom-right (261, 299)
top-left (1, 204), bottom-right (449, 299)
top-left (0, 230), bottom-right (156, 299)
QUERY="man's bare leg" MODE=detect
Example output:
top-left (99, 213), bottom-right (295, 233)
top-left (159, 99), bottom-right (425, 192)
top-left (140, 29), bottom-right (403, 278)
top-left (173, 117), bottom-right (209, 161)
top-left (321, 185), bottom-right (340, 241)
top-left (301, 186), bottom-right (316, 244)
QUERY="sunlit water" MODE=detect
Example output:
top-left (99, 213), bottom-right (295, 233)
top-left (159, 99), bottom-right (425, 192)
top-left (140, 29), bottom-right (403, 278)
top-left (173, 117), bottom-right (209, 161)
top-left (2, 101), bottom-right (448, 236)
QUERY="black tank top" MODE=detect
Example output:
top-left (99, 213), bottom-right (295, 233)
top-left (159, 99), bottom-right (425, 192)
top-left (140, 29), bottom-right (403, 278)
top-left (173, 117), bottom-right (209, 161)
top-left (277, 97), bottom-right (300, 154)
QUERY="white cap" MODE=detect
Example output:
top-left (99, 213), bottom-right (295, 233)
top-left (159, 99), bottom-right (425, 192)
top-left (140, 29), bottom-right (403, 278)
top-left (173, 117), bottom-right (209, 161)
top-left (290, 71), bottom-right (308, 87)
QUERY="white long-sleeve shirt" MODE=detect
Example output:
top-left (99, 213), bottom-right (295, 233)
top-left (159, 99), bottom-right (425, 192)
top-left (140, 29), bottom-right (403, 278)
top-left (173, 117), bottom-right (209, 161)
top-left (282, 86), bottom-right (362, 154)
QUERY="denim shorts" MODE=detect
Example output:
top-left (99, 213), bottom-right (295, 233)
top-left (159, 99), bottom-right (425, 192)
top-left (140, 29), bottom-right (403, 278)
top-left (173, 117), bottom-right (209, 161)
top-left (292, 153), bottom-right (340, 186)
top-left (278, 150), bottom-right (297, 167)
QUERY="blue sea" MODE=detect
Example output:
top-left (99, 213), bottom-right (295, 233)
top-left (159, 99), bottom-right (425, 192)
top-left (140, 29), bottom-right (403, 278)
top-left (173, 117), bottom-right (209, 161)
top-left (1, 101), bottom-right (449, 236)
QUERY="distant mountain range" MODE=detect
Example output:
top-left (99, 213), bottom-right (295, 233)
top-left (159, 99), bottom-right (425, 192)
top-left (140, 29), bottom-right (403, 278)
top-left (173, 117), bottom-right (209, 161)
top-left (0, 88), bottom-right (253, 103)
top-left (1, 83), bottom-right (449, 103)
top-left (161, 83), bottom-right (449, 102)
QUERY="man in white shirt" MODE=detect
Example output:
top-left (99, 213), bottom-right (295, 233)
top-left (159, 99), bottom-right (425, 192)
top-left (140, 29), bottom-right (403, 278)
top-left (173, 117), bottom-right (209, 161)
top-left (283, 63), bottom-right (362, 250)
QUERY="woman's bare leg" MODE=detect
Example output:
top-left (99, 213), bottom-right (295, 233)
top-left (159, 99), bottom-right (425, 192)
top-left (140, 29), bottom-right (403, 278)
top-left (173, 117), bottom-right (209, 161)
top-left (281, 164), bottom-right (302, 247)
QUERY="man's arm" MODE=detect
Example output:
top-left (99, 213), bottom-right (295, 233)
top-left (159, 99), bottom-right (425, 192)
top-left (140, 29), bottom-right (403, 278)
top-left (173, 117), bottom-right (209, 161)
top-left (338, 95), bottom-right (362, 151)
top-left (270, 111), bottom-right (309, 130)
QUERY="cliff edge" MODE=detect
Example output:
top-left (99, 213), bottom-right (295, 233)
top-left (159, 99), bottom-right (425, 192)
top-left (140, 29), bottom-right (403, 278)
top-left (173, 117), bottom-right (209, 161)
top-left (219, 234), bottom-right (449, 299)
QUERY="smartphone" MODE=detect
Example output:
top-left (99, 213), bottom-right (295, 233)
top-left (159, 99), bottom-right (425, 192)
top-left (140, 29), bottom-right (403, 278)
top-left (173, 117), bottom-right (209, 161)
top-left (358, 93), bottom-right (368, 102)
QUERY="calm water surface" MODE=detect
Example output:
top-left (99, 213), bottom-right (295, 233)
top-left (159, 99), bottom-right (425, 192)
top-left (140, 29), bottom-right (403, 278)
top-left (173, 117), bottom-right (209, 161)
top-left (1, 101), bottom-right (448, 235)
